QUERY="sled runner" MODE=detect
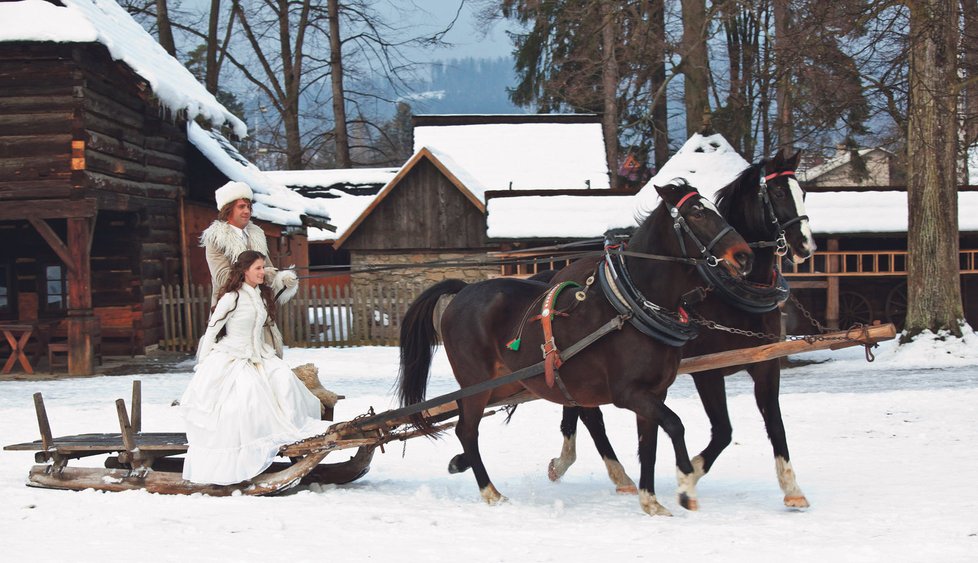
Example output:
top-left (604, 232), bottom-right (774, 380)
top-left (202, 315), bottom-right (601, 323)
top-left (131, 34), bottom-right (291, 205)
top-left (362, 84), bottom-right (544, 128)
top-left (4, 322), bottom-right (895, 496)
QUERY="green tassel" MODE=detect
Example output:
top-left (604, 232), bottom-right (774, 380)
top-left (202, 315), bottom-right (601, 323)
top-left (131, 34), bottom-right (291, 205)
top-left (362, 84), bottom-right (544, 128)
top-left (505, 338), bottom-right (521, 351)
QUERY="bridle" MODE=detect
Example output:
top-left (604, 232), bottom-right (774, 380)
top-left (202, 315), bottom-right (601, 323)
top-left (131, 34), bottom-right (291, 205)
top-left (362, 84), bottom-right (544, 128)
top-left (754, 169), bottom-right (809, 257)
top-left (669, 191), bottom-right (735, 269)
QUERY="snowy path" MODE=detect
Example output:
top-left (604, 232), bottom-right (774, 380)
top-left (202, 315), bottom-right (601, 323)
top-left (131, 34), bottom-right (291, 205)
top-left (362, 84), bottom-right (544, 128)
top-left (1, 341), bottom-right (976, 562)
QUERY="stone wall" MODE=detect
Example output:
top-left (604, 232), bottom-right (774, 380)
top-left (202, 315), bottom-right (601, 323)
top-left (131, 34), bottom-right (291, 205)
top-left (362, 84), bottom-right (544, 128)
top-left (349, 250), bottom-right (497, 290)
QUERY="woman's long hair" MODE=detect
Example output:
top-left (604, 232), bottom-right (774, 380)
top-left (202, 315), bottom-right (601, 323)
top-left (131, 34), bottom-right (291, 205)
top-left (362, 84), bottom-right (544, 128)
top-left (212, 250), bottom-right (276, 327)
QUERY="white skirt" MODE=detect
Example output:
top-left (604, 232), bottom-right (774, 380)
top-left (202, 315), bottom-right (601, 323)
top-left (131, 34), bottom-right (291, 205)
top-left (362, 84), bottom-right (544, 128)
top-left (180, 351), bottom-right (328, 485)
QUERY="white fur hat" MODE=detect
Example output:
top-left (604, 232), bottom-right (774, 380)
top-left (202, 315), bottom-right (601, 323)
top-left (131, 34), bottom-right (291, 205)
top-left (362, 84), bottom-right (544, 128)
top-left (214, 181), bottom-right (254, 210)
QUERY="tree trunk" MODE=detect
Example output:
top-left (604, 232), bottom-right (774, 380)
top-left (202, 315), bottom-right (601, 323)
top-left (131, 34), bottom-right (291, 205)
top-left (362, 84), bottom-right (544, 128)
top-left (960, 0), bottom-right (978, 184)
top-left (772, 0), bottom-right (793, 152)
top-left (649, 0), bottom-right (669, 170)
top-left (205, 0), bottom-right (221, 94)
top-left (329, 0), bottom-right (352, 168)
top-left (599, 1), bottom-right (620, 189)
top-left (155, 0), bottom-right (177, 56)
top-left (680, 0), bottom-right (710, 137)
top-left (904, 0), bottom-right (965, 340)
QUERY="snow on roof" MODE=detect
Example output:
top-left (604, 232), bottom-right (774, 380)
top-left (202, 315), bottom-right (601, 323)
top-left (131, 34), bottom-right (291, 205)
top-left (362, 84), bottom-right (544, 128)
top-left (264, 168), bottom-right (397, 242)
top-left (413, 118), bottom-right (611, 191)
top-left (187, 123), bottom-right (332, 227)
top-left (806, 190), bottom-right (978, 234)
top-left (488, 133), bottom-right (978, 239)
top-left (797, 148), bottom-right (880, 183)
top-left (487, 133), bottom-right (750, 239)
top-left (0, 0), bottom-right (246, 137)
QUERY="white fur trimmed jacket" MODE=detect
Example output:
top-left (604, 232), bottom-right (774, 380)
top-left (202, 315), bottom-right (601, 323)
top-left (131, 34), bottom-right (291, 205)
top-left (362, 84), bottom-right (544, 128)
top-left (196, 283), bottom-right (278, 365)
top-left (199, 220), bottom-right (299, 357)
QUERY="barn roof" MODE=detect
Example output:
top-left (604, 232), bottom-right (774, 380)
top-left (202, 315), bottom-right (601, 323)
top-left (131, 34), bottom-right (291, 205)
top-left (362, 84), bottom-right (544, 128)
top-left (265, 168), bottom-right (398, 242)
top-left (797, 147), bottom-right (894, 184)
top-left (333, 147), bottom-right (484, 248)
top-left (412, 114), bottom-right (611, 191)
top-left (0, 0), bottom-right (246, 136)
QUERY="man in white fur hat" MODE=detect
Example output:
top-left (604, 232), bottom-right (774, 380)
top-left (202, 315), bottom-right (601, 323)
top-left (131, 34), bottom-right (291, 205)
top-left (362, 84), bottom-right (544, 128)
top-left (200, 181), bottom-right (298, 357)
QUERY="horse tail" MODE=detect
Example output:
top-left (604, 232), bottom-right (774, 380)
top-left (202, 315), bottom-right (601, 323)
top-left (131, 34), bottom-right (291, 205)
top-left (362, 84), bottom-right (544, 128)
top-left (397, 279), bottom-right (468, 427)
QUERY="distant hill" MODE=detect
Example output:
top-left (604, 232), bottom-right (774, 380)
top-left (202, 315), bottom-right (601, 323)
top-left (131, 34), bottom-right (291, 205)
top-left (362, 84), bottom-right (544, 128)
top-left (404, 57), bottom-right (526, 115)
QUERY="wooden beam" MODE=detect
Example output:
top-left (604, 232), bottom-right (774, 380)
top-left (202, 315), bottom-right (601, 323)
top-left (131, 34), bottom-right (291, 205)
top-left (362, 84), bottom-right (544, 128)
top-left (0, 198), bottom-right (97, 221)
top-left (27, 217), bottom-right (75, 273)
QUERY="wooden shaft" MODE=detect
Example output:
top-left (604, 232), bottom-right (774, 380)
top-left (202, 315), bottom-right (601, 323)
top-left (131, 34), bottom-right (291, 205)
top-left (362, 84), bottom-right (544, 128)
top-left (130, 380), bottom-right (141, 434)
top-left (678, 322), bottom-right (896, 375)
top-left (33, 392), bottom-right (53, 451)
top-left (115, 399), bottom-right (135, 453)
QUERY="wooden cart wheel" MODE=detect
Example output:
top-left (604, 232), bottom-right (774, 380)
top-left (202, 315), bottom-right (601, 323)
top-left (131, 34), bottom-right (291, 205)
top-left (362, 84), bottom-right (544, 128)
top-left (885, 282), bottom-right (908, 331)
top-left (839, 291), bottom-right (874, 329)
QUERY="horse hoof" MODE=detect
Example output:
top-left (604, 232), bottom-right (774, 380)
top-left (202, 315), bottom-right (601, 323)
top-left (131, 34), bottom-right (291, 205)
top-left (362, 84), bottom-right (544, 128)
top-left (547, 459), bottom-right (563, 482)
top-left (784, 495), bottom-right (810, 509)
top-left (616, 485), bottom-right (638, 495)
top-left (448, 454), bottom-right (470, 474)
top-left (679, 492), bottom-right (699, 511)
top-left (639, 491), bottom-right (673, 517)
top-left (481, 484), bottom-right (506, 505)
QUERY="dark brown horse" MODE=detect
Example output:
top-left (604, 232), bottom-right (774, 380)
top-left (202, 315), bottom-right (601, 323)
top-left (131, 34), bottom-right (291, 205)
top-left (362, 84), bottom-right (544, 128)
top-left (397, 181), bottom-right (754, 516)
top-left (548, 149), bottom-right (817, 508)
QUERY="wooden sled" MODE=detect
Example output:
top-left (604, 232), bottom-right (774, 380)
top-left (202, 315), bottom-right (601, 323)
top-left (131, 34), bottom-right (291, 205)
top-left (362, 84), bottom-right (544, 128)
top-left (4, 322), bottom-right (896, 496)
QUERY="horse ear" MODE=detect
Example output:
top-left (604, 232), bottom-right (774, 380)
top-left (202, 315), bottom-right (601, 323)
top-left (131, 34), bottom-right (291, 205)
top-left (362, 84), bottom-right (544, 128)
top-left (654, 180), bottom-right (696, 206)
top-left (788, 149), bottom-right (802, 170)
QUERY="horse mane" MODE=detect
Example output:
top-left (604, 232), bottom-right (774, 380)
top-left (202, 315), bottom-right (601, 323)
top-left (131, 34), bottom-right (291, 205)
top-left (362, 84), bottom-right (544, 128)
top-left (714, 161), bottom-right (767, 237)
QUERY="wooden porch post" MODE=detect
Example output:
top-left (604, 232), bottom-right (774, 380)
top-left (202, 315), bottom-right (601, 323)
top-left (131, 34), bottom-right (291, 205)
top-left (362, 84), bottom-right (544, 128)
top-left (67, 217), bottom-right (96, 375)
top-left (826, 238), bottom-right (840, 330)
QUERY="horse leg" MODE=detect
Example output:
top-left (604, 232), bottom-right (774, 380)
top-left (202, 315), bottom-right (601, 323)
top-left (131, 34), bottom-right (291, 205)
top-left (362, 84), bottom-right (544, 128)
top-left (750, 361), bottom-right (809, 508)
top-left (454, 393), bottom-right (506, 505)
top-left (690, 371), bottom-right (733, 486)
top-left (547, 406), bottom-right (580, 481)
top-left (617, 391), bottom-right (697, 516)
top-left (548, 407), bottom-right (636, 494)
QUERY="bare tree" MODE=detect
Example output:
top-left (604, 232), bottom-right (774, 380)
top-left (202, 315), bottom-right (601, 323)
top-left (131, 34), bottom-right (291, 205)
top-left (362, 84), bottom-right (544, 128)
top-left (680, 0), bottom-right (711, 137)
top-left (904, 0), bottom-right (965, 338)
top-left (155, 0), bottom-right (177, 56)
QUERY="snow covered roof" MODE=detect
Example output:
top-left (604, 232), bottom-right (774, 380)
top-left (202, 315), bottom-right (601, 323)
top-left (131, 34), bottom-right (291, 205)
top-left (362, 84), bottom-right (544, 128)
top-left (488, 133), bottom-right (749, 239)
top-left (0, 0), bottom-right (246, 137)
top-left (188, 123), bottom-right (332, 228)
top-left (333, 147), bottom-right (484, 247)
top-left (265, 168), bottom-right (397, 242)
top-left (797, 148), bottom-right (885, 183)
top-left (413, 115), bottom-right (611, 191)
top-left (487, 133), bottom-right (978, 239)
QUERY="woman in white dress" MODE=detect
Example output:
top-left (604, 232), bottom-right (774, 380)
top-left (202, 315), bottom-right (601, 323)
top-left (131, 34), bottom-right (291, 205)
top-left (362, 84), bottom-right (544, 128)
top-left (180, 250), bottom-right (327, 485)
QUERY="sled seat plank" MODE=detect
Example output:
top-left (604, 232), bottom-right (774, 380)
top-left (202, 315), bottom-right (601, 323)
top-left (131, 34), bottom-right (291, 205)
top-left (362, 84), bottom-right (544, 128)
top-left (4, 432), bottom-right (188, 453)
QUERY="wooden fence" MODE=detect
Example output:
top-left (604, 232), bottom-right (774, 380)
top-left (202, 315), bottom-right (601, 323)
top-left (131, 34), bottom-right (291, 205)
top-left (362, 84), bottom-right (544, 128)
top-left (159, 282), bottom-right (427, 351)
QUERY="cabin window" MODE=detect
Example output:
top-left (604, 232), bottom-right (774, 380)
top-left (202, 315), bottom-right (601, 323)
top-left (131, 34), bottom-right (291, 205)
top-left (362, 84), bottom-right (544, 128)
top-left (42, 264), bottom-right (67, 312)
top-left (0, 264), bottom-right (10, 317)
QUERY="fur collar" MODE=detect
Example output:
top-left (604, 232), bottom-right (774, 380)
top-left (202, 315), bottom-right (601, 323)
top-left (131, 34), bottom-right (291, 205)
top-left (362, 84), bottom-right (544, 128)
top-left (200, 220), bottom-right (269, 263)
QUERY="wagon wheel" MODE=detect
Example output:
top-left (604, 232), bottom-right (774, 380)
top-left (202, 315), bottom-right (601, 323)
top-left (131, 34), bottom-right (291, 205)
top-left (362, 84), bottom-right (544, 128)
top-left (885, 282), bottom-right (908, 331)
top-left (839, 291), bottom-right (874, 329)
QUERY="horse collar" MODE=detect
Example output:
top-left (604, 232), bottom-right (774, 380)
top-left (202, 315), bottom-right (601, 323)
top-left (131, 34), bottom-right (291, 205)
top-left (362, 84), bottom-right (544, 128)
top-left (598, 250), bottom-right (699, 347)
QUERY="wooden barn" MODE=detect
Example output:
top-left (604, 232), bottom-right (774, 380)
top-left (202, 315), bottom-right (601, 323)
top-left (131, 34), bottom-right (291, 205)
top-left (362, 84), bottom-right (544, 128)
top-left (0, 0), bottom-right (330, 374)
top-left (332, 114), bottom-right (614, 290)
top-left (266, 167), bottom-right (397, 290)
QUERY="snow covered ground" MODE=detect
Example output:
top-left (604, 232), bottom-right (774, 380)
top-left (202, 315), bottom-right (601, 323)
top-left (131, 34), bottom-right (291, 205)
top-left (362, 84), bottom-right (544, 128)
top-left (2, 334), bottom-right (977, 562)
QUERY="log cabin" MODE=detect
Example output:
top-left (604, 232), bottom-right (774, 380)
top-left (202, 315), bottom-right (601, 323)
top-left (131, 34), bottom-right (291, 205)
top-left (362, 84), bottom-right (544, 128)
top-left (0, 0), bottom-right (331, 374)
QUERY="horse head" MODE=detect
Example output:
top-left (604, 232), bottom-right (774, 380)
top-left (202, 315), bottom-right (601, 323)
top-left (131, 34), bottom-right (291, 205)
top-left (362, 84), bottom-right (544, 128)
top-left (761, 148), bottom-right (816, 263)
top-left (649, 180), bottom-right (754, 278)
